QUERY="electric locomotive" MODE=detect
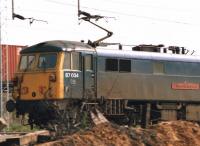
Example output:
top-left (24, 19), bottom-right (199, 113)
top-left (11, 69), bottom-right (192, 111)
top-left (6, 40), bottom-right (200, 129)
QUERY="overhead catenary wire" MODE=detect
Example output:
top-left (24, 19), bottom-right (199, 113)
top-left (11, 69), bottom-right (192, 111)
top-left (4, 7), bottom-right (76, 17)
top-left (2, 0), bottom-right (200, 52)
top-left (12, 0), bottom-right (48, 25)
top-left (4, 0), bottom-right (200, 26)
top-left (44, 0), bottom-right (200, 26)
top-left (83, 0), bottom-right (193, 13)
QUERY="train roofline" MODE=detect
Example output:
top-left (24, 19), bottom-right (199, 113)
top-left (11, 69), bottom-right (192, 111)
top-left (20, 40), bottom-right (200, 63)
top-left (20, 40), bottom-right (93, 54)
top-left (96, 48), bottom-right (200, 63)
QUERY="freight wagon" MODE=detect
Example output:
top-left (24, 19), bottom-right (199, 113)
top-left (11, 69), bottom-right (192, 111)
top-left (0, 45), bottom-right (24, 91)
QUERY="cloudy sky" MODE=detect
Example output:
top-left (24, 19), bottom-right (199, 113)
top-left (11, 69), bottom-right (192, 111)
top-left (1, 0), bottom-right (200, 53)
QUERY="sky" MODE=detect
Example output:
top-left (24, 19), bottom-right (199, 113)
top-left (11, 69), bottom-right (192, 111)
top-left (1, 0), bottom-right (200, 53)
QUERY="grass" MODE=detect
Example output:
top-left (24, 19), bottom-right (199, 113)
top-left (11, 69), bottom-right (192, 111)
top-left (5, 123), bottom-right (40, 132)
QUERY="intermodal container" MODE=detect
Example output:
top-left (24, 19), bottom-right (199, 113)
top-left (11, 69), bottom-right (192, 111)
top-left (0, 45), bottom-right (24, 82)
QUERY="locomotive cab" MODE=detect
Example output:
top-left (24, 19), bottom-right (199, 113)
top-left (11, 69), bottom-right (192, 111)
top-left (12, 52), bottom-right (60, 100)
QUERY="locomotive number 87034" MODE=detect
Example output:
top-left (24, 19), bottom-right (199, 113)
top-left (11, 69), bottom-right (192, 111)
top-left (6, 40), bottom-right (200, 130)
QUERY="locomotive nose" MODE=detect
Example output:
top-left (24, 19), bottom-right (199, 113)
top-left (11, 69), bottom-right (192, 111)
top-left (6, 99), bottom-right (16, 112)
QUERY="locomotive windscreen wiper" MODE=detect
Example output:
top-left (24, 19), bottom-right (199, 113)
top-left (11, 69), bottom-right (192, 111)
top-left (27, 56), bottom-right (35, 70)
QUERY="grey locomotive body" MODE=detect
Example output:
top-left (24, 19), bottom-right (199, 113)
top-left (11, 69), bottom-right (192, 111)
top-left (96, 48), bottom-right (200, 126)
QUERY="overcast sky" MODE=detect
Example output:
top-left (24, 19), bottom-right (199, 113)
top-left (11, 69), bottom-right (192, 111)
top-left (1, 0), bottom-right (200, 53)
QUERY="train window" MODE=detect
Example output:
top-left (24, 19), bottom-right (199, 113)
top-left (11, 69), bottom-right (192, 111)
top-left (186, 62), bottom-right (200, 76)
top-left (165, 62), bottom-right (200, 76)
top-left (105, 59), bottom-right (118, 71)
top-left (38, 54), bottom-right (57, 69)
top-left (19, 55), bottom-right (35, 70)
top-left (19, 55), bottom-right (27, 70)
top-left (63, 52), bottom-right (71, 69)
top-left (119, 59), bottom-right (131, 72)
top-left (27, 55), bottom-right (35, 69)
top-left (153, 62), bottom-right (164, 74)
top-left (132, 59), bottom-right (152, 73)
top-left (85, 55), bottom-right (93, 70)
top-left (165, 62), bottom-right (185, 75)
top-left (71, 52), bottom-right (81, 70)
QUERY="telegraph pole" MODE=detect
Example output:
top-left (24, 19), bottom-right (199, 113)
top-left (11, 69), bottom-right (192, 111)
top-left (12, 0), bottom-right (14, 19)
top-left (12, 0), bottom-right (47, 24)
top-left (0, 0), bottom-right (3, 117)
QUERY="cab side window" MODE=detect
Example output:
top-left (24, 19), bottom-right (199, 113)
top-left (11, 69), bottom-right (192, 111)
top-left (63, 52), bottom-right (81, 70)
top-left (63, 52), bottom-right (71, 69)
top-left (71, 52), bottom-right (80, 70)
top-left (85, 55), bottom-right (93, 71)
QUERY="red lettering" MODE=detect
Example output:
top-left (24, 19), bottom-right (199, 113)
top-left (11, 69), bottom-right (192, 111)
top-left (171, 82), bottom-right (199, 90)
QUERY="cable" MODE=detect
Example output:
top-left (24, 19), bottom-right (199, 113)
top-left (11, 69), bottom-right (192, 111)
top-left (4, 0), bottom-right (198, 26)
top-left (83, 0), bottom-right (191, 13)
top-left (3, 23), bottom-right (79, 32)
top-left (5, 7), bottom-right (76, 16)
top-left (45, 0), bottom-right (200, 26)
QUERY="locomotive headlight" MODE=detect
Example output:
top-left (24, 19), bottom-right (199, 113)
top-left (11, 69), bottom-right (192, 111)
top-left (49, 73), bottom-right (56, 82)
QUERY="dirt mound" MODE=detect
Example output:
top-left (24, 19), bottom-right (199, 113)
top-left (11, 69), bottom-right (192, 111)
top-left (129, 121), bottom-right (200, 146)
top-left (40, 121), bottom-right (200, 146)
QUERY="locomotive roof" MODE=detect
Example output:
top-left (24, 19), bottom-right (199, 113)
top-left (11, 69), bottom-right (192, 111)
top-left (96, 48), bottom-right (200, 63)
top-left (20, 40), bottom-right (93, 54)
